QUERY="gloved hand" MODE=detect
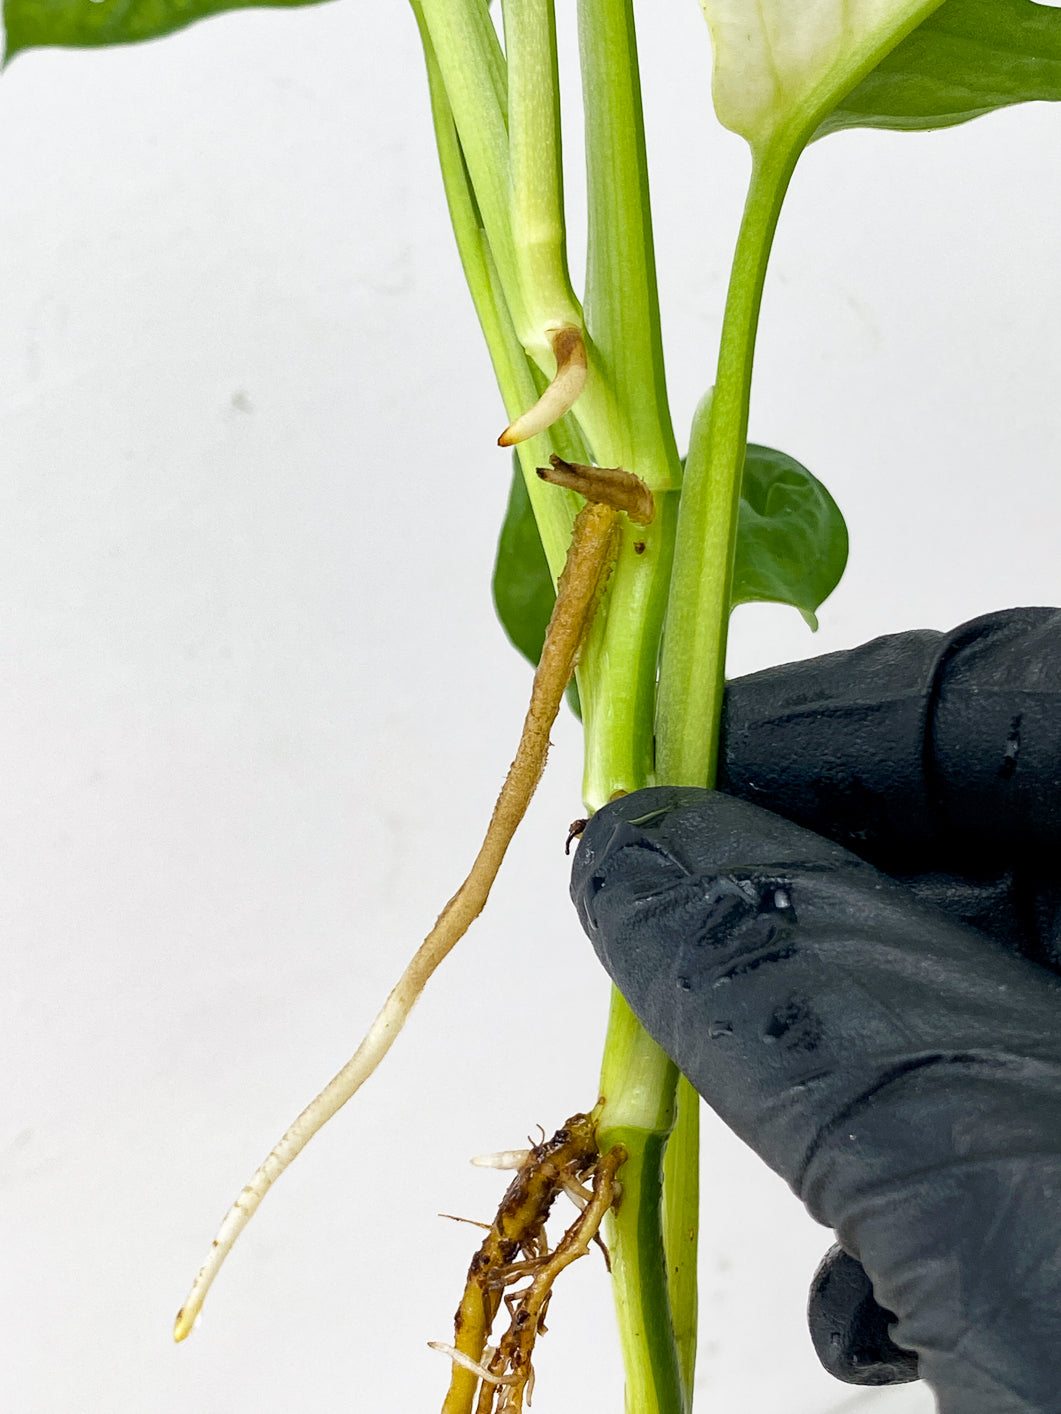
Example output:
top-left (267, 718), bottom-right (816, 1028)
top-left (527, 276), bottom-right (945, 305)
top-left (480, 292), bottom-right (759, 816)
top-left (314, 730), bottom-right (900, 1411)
top-left (570, 608), bottom-right (1061, 1414)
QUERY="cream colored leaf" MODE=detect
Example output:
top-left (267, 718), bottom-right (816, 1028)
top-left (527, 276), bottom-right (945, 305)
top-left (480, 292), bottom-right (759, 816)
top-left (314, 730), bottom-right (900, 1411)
top-left (698, 0), bottom-right (946, 150)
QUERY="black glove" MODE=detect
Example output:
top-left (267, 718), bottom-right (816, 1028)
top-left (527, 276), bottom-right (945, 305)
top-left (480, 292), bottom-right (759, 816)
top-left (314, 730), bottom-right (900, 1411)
top-left (570, 608), bottom-right (1061, 1414)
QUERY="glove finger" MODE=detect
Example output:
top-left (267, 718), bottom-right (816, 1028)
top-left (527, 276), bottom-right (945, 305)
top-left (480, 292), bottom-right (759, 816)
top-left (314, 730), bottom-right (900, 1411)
top-left (807, 1244), bottom-right (918, 1386)
top-left (720, 607), bottom-right (1061, 867)
top-left (572, 786), bottom-right (1061, 1414)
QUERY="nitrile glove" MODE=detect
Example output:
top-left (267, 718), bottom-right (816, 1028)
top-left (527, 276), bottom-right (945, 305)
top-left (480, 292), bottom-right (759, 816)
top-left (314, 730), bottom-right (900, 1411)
top-left (571, 608), bottom-right (1061, 1414)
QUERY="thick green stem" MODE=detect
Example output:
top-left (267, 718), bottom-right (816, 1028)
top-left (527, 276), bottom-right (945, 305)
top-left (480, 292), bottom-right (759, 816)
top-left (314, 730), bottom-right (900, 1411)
top-left (503, 0), bottom-right (582, 350)
top-left (573, 0), bottom-right (680, 799)
top-left (573, 4), bottom-right (690, 1411)
top-left (655, 143), bottom-right (799, 787)
top-left (417, 0), bottom-right (525, 334)
top-left (598, 992), bottom-right (686, 1414)
top-left (412, 0), bottom-right (584, 577)
top-left (661, 1076), bottom-right (699, 1397)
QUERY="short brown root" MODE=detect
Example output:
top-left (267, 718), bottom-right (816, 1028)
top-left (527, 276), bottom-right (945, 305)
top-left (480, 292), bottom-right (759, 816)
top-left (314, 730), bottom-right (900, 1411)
top-left (437, 1113), bottom-right (625, 1414)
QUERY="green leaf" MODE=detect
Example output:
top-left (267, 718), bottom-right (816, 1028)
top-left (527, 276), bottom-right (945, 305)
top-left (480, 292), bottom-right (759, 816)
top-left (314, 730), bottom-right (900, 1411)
top-left (815, 0), bottom-right (1061, 137)
top-left (3, 0), bottom-right (330, 60)
top-left (495, 444), bottom-right (846, 686)
top-left (733, 444), bottom-right (848, 630)
top-left (493, 457), bottom-right (556, 668)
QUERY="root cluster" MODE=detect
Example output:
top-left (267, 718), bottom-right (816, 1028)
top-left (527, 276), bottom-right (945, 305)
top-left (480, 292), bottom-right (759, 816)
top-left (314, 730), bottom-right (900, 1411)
top-left (435, 1113), bottom-right (625, 1414)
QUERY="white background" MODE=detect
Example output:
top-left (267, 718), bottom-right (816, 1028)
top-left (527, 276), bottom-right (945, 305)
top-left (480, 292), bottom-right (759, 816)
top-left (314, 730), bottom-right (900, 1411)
top-left (2, 1), bottom-right (1058, 1410)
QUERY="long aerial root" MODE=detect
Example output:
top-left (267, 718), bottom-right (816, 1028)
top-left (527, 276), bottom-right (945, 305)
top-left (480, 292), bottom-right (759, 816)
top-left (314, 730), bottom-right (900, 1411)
top-left (174, 467), bottom-right (650, 1341)
top-left (498, 326), bottom-right (588, 447)
top-left (435, 1113), bottom-right (625, 1414)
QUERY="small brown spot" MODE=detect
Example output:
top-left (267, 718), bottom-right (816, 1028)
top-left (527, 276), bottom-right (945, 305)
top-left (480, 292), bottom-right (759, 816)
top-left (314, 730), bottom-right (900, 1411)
top-left (633, 541), bottom-right (646, 555)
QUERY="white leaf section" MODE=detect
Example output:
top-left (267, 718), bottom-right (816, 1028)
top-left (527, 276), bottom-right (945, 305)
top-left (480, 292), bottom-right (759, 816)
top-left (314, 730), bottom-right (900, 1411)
top-left (698, 0), bottom-right (945, 150)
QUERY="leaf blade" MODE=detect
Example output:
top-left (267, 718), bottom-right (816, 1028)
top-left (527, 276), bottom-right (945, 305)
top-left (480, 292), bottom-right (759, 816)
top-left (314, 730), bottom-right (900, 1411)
top-left (816, 0), bottom-right (1061, 138)
top-left (492, 457), bottom-right (556, 668)
top-left (3, 0), bottom-right (330, 59)
top-left (732, 444), bottom-right (848, 631)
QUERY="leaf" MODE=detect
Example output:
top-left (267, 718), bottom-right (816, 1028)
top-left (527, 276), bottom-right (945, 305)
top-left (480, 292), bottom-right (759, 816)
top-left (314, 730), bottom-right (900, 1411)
top-left (3, 0), bottom-right (330, 60)
top-left (733, 444), bottom-right (848, 630)
top-left (696, 0), bottom-right (945, 153)
top-left (493, 458), bottom-right (556, 668)
top-left (815, 0), bottom-right (1061, 137)
top-left (495, 445), bottom-right (847, 698)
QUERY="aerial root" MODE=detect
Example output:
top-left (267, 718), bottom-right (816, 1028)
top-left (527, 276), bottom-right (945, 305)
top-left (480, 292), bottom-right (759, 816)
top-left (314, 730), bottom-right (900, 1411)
top-left (437, 1111), bottom-right (625, 1414)
top-left (173, 469), bottom-right (645, 1342)
top-left (498, 326), bottom-right (588, 446)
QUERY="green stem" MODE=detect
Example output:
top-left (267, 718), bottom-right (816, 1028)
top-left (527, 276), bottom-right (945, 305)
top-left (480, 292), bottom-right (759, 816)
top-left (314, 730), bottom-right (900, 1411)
top-left (575, 0), bottom-right (678, 480)
top-left (597, 992), bottom-right (686, 1414)
top-left (572, 4), bottom-right (691, 1411)
top-left (503, 0), bottom-right (582, 350)
top-left (412, 0), bottom-right (585, 577)
top-left (573, 0), bottom-right (681, 808)
top-left (655, 142), bottom-right (799, 788)
top-left (661, 1077), bottom-right (699, 1397)
top-left (418, 0), bottom-right (524, 332)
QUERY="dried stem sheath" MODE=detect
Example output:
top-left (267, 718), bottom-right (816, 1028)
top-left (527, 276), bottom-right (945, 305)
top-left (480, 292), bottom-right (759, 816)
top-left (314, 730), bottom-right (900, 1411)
top-left (174, 494), bottom-right (626, 1342)
top-left (538, 455), bottom-right (654, 526)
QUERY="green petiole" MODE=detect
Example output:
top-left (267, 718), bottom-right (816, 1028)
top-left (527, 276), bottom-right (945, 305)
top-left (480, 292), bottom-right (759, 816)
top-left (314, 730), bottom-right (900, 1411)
top-left (655, 142), bottom-right (799, 788)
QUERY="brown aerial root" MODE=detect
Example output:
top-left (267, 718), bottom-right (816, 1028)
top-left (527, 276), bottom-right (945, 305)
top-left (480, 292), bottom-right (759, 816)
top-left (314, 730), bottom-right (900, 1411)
top-left (174, 468), bottom-right (649, 1342)
top-left (433, 1113), bottom-right (626, 1414)
top-left (498, 326), bottom-right (588, 447)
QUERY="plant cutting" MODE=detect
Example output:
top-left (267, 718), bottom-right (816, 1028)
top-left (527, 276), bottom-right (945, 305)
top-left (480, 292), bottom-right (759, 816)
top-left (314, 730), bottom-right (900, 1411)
top-left (5, 0), bottom-right (1061, 1408)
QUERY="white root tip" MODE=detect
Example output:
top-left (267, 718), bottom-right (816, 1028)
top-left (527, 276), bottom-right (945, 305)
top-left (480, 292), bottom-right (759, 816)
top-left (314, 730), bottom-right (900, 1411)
top-left (470, 1148), bottom-right (532, 1170)
top-left (174, 982), bottom-right (418, 1341)
top-left (498, 325), bottom-right (587, 446)
top-left (428, 1342), bottom-right (519, 1386)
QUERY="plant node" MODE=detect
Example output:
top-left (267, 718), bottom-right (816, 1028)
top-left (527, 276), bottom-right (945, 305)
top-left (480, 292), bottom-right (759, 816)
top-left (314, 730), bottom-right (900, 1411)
top-left (436, 1111), bottom-right (625, 1414)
